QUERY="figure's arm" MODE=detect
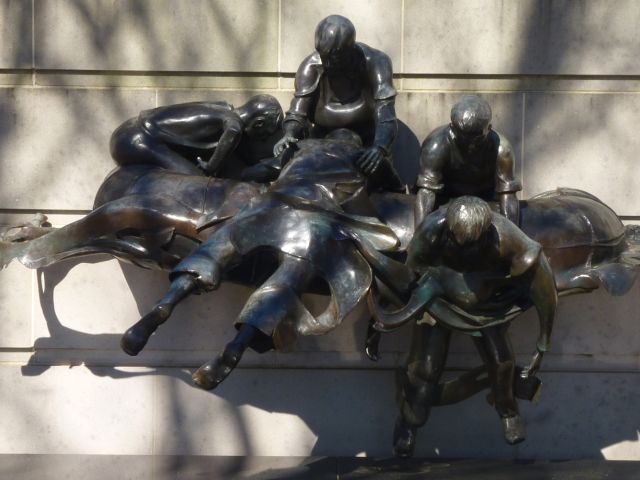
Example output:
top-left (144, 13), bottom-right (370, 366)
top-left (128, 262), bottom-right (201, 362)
top-left (414, 128), bottom-right (448, 227)
top-left (501, 220), bottom-right (557, 377)
top-left (521, 252), bottom-right (557, 378)
top-left (355, 51), bottom-right (403, 190)
top-left (274, 54), bottom-right (319, 157)
top-left (415, 188), bottom-right (437, 229)
top-left (495, 132), bottom-right (522, 225)
top-left (273, 96), bottom-right (314, 156)
top-left (199, 118), bottom-right (243, 175)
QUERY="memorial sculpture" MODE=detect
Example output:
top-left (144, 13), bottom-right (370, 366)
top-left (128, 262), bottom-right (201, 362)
top-left (1, 14), bottom-right (640, 460)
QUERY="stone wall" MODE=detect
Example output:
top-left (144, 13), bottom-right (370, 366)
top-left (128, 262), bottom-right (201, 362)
top-left (1, 0), bottom-right (640, 460)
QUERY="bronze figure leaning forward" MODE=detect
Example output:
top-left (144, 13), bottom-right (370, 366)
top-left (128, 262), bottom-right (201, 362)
top-left (274, 15), bottom-right (403, 191)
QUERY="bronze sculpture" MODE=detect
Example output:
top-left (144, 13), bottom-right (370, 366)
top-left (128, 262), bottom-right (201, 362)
top-left (0, 12), bottom-right (639, 459)
top-left (110, 94), bottom-right (283, 178)
top-left (274, 15), bottom-right (403, 191)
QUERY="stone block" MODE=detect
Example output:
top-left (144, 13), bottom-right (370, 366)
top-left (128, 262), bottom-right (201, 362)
top-left (0, 261), bottom-right (32, 348)
top-left (0, 365), bottom-right (154, 454)
top-left (280, 0), bottom-right (402, 73)
top-left (35, 0), bottom-right (278, 72)
top-left (0, 87), bottom-right (155, 210)
top-left (152, 368), bottom-right (398, 456)
top-left (395, 92), bottom-right (524, 186)
top-left (0, 0), bottom-right (32, 68)
top-left (522, 92), bottom-right (640, 216)
top-left (404, 0), bottom-right (640, 75)
top-left (0, 455), bottom-right (152, 480)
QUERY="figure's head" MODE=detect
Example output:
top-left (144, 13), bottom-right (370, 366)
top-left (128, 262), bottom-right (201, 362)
top-left (450, 95), bottom-right (492, 151)
top-left (314, 15), bottom-right (356, 71)
top-left (239, 95), bottom-right (283, 140)
top-left (445, 196), bottom-right (492, 245)
top-left (325, 128), bottom-right (363, 147)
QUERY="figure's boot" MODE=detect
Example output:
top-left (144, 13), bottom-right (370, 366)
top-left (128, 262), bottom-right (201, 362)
top-left (502, 415), bottom-right (526, 445)
top-left (192, 324), bottom-right (259, 390)
top-left (121, 274), bottom-right (198, 355)
top-left (393, 417), bottom-right (417, 458)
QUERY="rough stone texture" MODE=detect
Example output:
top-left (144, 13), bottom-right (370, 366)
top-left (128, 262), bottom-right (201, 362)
top-left (404, 0), bottom-right (640, 75)
top-left (0, 0), bottom-right (32, 69)
top-left (35, 0), bottom-right (279, 72)
top-left (0, 366), bottom-right (154, 454)
top-left (0, 87), bottom-right (155, 210)
top-left (280, 0), bottom-right (403, 73)
top-left (522, 92), bottom-right (640, 215)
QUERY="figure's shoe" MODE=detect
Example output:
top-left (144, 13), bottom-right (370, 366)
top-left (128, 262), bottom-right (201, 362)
top-left (502, 415), bottom-right (526, 445)
top-left (120, 305), bottom-right (170, 356)
top-left (392, 418), bottom-right (417, 458)
top-left (192, 349), bottom-right (242, 390)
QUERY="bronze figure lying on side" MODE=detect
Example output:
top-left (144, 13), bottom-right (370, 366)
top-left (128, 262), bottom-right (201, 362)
top-left (1, 130), bottom-right (639, 452)
top-left (111, 94), bottom-right (283, 178)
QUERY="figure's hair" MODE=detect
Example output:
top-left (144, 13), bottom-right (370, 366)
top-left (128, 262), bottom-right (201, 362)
top-left (450, 95), bottom-right (492, 134)
top-left (445, 196), bottom-right (492, 244)
top-left (315, 15), bottom-right (356, 55)
top-left (241, 94), bottom-right (283, 122)
top-left (325, 128), bottom-right (362, 147)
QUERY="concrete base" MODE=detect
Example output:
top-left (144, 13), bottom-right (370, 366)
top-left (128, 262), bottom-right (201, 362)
top-left (1, 455), bottom-right (638, 480)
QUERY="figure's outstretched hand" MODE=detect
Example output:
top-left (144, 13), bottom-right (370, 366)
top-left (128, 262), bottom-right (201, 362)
top-left (273, 135), bottom-right (299, 157)
top-left (520, 349), bottom-right (544, 378)
top-left (355, 146), bottom-right (386, 176)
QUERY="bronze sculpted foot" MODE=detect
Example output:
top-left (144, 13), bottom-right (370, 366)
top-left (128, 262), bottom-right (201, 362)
top-left (393, 418), bottom-right (417, 458)
top-left (192, 324), bottom-right (259, 390)
top-left (121, 274), bottom-right (198, 355)
top-left (502, 415), bottom-right (526, 445)
top-left (121, 305), bottom-right (172, 356)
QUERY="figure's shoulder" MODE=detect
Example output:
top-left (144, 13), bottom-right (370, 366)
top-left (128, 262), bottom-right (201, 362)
top-left (421, 125), bottom-right (452, 160)
top-left (490, 130), bottom-right (514, 159)
top-left (408, 208), bottom-right (446, 267)
top-left (492, 213), bottom-right (541, 275)
top-left (357, 43), bottom-right (396, 100)
top-left (294, 52), bottom-right (324, 96)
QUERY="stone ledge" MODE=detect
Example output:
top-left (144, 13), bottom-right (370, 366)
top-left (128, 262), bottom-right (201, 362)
top-left (0, 455), bottom-right (637, 479)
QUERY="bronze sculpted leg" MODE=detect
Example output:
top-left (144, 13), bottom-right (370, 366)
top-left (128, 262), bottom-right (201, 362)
top-left (110, 120), bottom-right (203, 176)
top-left (120, 274), bottom-right (198, 355)
top-left (192, 255), bottom-right (315, 390)
top-left (473, 324), bottom-right (525, 445)
top-left (191, 324), bottom-right (261, 390)
top-left (394, 323), bottom-right (451, 457)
